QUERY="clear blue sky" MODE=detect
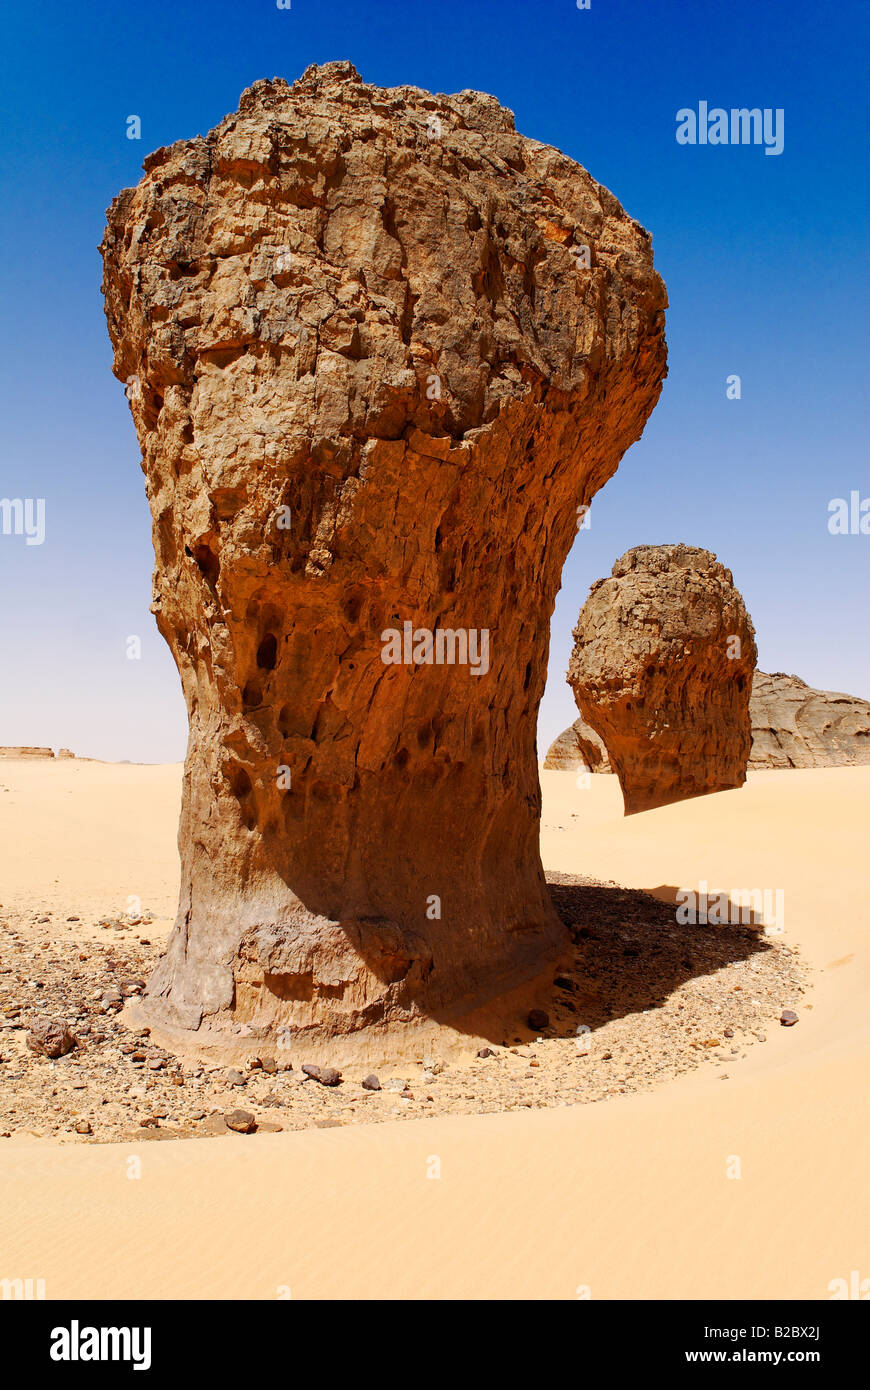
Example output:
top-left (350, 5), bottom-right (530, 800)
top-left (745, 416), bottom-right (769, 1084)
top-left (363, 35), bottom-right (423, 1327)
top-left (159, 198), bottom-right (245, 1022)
top-left (0, 0), bottom-right (867, 762)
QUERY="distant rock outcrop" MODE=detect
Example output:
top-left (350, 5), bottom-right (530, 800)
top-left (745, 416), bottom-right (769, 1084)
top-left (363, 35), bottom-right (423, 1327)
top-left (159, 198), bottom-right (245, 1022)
top-left (0, 747), bottom-right (55, 758)
top-left (543, 717), bottom-right (610, 771)
top-left (101, 61), bottom-right (667, 1045)
top-left (567, 545), bottom-right (756, 814)
top-left (749, 672), bottom-right (870, 768)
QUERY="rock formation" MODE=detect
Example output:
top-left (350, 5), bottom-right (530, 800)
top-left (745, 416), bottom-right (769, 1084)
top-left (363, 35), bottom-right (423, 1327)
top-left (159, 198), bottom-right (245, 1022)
top-left (749, 672), bottom-right (870, 768)
top-left (567, 545), bottom-right (755, 814)
top-left (0, 747), bottom-right (55, 758)
top-left (542, 717), bottom-right (610, 771)
top-left (101, 61), bottom-right (667, 1047)
top-left (548, 669), bottom-right (870, 775)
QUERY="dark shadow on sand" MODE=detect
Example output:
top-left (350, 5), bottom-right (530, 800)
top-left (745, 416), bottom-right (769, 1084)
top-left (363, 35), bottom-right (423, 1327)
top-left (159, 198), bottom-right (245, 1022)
top-left (504, 871), bottom-right (777, 1045)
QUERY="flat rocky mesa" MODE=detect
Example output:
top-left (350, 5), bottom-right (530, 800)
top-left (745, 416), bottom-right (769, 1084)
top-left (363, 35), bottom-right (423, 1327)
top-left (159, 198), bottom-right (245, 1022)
top-left (0, 748), bottom-right (54, 758)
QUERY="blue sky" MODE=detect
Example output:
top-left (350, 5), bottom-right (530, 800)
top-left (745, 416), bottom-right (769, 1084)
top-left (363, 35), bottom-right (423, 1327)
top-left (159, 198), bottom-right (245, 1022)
top-left (0, 0), bottom-right (867, 762)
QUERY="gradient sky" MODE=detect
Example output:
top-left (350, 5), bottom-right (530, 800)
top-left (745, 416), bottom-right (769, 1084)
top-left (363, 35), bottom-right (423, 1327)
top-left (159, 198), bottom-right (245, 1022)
top-left (1, 0), bottom-right (867, 763)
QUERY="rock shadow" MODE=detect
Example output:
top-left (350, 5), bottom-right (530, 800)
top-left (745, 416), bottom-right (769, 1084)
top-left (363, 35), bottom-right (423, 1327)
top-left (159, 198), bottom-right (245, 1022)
top-left (504, 871), bottom-right (779, 1043)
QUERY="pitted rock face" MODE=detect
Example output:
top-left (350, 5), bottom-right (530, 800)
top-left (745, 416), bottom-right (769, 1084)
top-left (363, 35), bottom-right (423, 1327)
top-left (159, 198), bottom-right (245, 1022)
top-left (101, 61), bottom-right (667, 1047)
top-left (568, 545), bottom-right (755, 815)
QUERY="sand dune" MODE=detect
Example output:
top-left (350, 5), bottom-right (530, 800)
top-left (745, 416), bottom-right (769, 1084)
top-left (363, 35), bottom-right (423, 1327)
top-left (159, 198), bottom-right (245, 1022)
top-left (0, 760), bottom-right (867, 1299)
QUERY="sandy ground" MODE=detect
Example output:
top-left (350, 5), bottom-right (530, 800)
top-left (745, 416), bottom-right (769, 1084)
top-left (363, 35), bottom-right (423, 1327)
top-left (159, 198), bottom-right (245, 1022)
top-left (0, 759), bottom-right (867, 1299)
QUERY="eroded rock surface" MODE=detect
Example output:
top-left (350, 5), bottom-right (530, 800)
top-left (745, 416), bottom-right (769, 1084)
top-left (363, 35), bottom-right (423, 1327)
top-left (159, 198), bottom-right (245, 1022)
top-left (101, 61), bottom-right (667, 1046)
top-left (549, 669), bottom-right (870, 775)
top-left (749, 672), bottom-right (870, 768)
top-left (567, 545), bottom-right (755, 814)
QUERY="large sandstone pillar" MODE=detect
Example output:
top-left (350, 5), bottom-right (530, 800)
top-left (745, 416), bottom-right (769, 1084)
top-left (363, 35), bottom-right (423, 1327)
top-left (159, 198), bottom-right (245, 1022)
top-left (101, 62), bottom-right (667, 1048)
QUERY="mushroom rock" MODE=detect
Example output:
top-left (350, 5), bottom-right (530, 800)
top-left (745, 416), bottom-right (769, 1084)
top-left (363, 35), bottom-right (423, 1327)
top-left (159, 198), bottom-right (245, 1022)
top-left (567, 545), bottom-right (755, 815)
top-left (100, 61), bottom-right (667, 1049)
top-left (748, 672), bottom-right (870, 768)
top-left (542, 717), bottom-right (611, 772)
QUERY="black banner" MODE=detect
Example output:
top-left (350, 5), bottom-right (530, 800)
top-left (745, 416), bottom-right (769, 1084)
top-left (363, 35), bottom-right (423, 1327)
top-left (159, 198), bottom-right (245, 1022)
top-left (3, 1299), bottom-right (864, 1375)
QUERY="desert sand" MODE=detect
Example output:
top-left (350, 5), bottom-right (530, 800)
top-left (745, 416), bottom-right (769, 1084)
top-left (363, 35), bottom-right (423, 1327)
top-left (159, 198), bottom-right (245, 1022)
top-left (0, 758), bottom-right (867, 1299)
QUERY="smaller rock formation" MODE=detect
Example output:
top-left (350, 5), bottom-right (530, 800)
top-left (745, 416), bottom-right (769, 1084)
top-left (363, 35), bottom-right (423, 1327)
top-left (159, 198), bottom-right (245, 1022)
top-left (567, 545), bottom-right (756, 814)
top-left (749, 672), bottom-right (870, 768)
top-left (543, 717), bottom-right (610, 771)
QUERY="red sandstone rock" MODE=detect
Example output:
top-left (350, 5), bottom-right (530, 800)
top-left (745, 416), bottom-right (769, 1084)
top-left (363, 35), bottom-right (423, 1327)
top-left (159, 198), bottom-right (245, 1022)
top-left (567, 545), bottom-right (756, 814)
top-left (26, 1017), bottom-right (76, 1058)
top-left (100, 61), bottom-right (667, 1046)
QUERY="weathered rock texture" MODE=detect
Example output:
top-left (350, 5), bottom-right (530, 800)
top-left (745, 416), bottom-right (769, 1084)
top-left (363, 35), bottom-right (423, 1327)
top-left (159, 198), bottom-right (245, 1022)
top-left (101, 61), bottom-right (667, 1045)
top-left (749, 672), bottom-right (870, 768)
top-left (542, 717), bottom-right (610, 771)
top-left (568, 545), bottom-right (755, 814)
top-left (549, 669), bottom-right (870, 774)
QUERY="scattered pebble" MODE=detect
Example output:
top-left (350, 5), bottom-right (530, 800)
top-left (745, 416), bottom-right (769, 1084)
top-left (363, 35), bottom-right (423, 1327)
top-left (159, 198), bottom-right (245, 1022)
top-left (225, 1109), bottom-right (256, 1134)
top-left (302, 1064), bottom-right (341, 1087)
top-left (0, 876), bottom-right (808, 1142)
top-left (26, 1017), bottom-right (76, 1059)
